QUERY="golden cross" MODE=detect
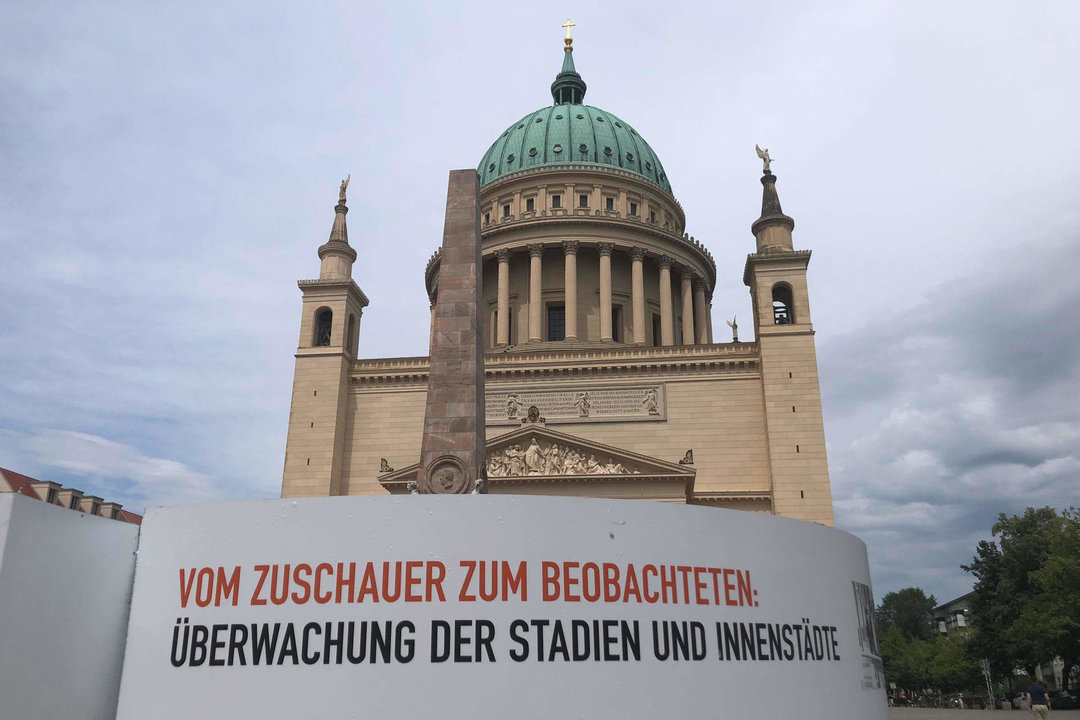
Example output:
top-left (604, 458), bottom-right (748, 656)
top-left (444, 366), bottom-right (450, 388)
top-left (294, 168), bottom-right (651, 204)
top-left (562, 19), bottom-right (575, 41)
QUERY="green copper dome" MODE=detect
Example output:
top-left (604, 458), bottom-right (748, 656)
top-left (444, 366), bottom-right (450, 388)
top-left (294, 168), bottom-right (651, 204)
top-left (477, 47), bottom-right (673, 195)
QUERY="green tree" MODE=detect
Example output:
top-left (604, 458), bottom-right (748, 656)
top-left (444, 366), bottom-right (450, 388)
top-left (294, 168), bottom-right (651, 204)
top-left (877, 587), bottom-right (937, 641)
top-left (964, 507), bottom-right (1080, 690)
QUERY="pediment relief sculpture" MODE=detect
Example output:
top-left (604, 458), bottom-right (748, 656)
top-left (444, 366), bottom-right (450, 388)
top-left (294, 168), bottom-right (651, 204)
top-left (487, 437), bottom-right (640, 477)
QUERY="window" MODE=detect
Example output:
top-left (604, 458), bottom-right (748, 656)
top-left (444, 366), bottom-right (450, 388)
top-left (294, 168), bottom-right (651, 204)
top-left (484, 212), bottom-right (490, 225)
top-left (547, 305), bottom-right (566, 341)
top-left (314, 308), bottom-right (332, 346)
top-left (629, 202), bottom-right (638, 216)
top-left (111, 506), bottom-right (119, 519)
top-left (606, 197), bottom-right (614, 211)
top-left (502, 204), bottom-right (511, 218)
top-left (551, 194), bottom-right (561, 208)
top-left (526, 198), bottom-right (534, 212)
top-left (91, 502), bottom-right (100, 516)
top-left (579, 194), bottom-right (589, 208)
top-left (772, 284), bottom-right (794, 325)
top-left (611, 306), bottom-right (622, 342)
top-left (69, 496), bottom-right (79, 509)
top-left (649, 210), bottom-right (656, 223)
top-left (652, 313), bottom-right (662, 346)
top-left (47, 487), bottom-right (58, 504)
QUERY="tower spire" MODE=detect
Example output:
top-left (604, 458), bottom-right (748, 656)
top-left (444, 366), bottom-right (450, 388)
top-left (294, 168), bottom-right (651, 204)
top-left (318, 175), bottom-right (357, 279)
top-left (551, 20), bottom-right (586, 104)
top-left (750, 147), bottom-right (794, 252)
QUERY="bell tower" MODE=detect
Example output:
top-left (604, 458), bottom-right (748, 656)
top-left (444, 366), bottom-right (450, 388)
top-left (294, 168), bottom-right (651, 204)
top-left (281, 177), bottom-right (369, 497)
top-left (743, 153), bottom-right (834, 525)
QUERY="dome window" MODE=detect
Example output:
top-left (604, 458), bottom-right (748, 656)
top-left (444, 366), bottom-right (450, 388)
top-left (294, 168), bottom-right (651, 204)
top-left (488, 163), bottom-right (495, 172)
top-left (552, 194), bottom-right (561, 208)
top-left (579, 144), bottom-right (588, 154)
top-left (576, 114), bottom-right (584, 119)
top-left (506, 154), bottom-right (515, 163)
top-left (604, 147), bottom-right (612, 156)
top-left (596, 116), bottom-right (605, 122)
top-left (578, 194), bottom-right (589, 208)
top-left (535, 117), bottom-right (543, 123)
top-left (526, 198), bottom-right (535, 212)
top-left (517, 123), bottom-right (524, 129)
top-left (645, 162), bottom-right (652, 171)
top-left (528, 148), bottom-right (537, 157)
top-left (626, 152), bottom-right (634, 162)
top-left (629, 202), bottom-right (638, 216)
top-left (552, 144), bottom-right (563, 154)
top-left (614, 121), bottom-right (622, 128)
top-left (555, 114), bottom-right (563, 120)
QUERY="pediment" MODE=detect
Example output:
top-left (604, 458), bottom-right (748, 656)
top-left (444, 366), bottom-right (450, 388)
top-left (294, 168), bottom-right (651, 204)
top-left (378, 425), bottom-right (694, 494)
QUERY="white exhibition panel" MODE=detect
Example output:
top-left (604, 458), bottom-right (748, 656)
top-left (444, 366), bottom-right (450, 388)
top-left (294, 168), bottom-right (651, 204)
top-left (0, 493), bottom-right (139, 720)
top-left (116, 496), bottom-right (886, 719)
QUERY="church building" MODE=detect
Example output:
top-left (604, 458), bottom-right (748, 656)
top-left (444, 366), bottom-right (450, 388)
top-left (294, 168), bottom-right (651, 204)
top-left (280, 31), bottom-right (834, 526)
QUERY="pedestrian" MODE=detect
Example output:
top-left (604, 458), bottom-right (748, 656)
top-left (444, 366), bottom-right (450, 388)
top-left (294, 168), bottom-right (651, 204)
top-left (1026, 677), bottom-right (1051, 719)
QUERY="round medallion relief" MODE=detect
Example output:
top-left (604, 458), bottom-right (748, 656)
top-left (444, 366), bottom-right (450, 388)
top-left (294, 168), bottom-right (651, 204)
top-left (422, 456), bottom-right (471, 494)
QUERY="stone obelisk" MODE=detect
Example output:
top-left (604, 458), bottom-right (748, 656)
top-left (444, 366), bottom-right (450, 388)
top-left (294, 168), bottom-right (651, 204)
top-left (416, 170), bottom-right (486, 494)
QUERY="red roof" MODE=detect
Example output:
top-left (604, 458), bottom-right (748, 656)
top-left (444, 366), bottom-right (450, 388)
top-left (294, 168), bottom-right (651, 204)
top-left (0, 468), bottom-right (42, 500)
top-left (0, 467), bottom-right (142, 524)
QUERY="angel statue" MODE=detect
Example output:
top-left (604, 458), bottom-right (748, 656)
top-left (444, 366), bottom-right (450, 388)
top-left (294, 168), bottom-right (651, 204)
top-left (726, 315), bottom-right (739, 343)
top-left (754, 145), bottom-right (772, 174)
top-left (339, 174), bottom-right (351, 203)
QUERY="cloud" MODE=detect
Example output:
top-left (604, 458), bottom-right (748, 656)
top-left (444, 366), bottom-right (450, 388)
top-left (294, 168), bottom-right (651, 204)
top-left (823, 237), bottom-right (1080, 601)
top-left (0, 428), bottom-right (220, 510)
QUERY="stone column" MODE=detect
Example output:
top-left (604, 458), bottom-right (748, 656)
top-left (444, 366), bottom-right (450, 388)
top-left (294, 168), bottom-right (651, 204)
top-left (563, 241), bottom-right (578, 340)
top-left (681, 268), bottom-right (695, 346)
top-left (496, 249), bottom-right (511, 346)
top-left (707, 295), bottom-right (714, 343)
top-left (528, 244), bottom-right (543, 342)
top-left (631, 247), bottom-right (646, 345)
top-left (659, 255), bottom-right (674, 346)
top-left (599, 243), bottom-right (614, 342)
top-left (693, 275), bottom-right (709, 344)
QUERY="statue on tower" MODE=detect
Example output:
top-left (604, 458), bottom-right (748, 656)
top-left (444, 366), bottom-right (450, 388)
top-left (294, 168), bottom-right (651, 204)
top-left (339, 174), bottom-right (350, 204)
top-left (727, 315), bottom-right (739, 343)
top-left (755, 145), bottom-right (772, 174)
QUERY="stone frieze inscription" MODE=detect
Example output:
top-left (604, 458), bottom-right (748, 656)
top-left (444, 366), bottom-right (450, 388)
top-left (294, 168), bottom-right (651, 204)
top-left (486, 385), bottom-right (665, 425)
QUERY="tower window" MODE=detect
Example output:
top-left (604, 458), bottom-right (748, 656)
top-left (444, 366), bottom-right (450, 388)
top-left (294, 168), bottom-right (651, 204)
top-left (551, 194), bottom-right (561, 208)
top-left (314, 308), bottom-right (333, 346)
top-left (579, 194), bottom-right (589, 208)
top-left (611, 306), bottom-right (623, 342)
top-left (772, 284), bottom-right (794, 325)
top-left (526, 198), bottom-right (535, 212)
top-left (649, 210), bottom-right (656, 223)
top-left (606, 197), bottom-right (614, 211)
top-left (502, 204), bottom-right (511, 218)
top-left (629, 202), bottom-right (638, 216)
top-left (547, 305), bottom-right (566, 341)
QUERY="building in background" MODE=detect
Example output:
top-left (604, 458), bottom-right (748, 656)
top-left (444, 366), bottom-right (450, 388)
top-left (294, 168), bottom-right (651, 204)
top-left (0, 467), bottom-right (142, 525)
top-left (280, 32), bottom-right (834, 525)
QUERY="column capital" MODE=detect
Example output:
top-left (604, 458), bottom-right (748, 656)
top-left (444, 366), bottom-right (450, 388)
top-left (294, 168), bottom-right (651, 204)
top-left (631, 246), bottom-right (646, 262)
top-left (528, 243), bottom-right (544, 258)
top-left (598, 242), bottom-right (614, 257)
top-left (659, 255), bottom-right (673, 270)
top-left (681, 266), bottom-right (694, 282)
top-left (692, 273), bottom-right (707, 291)
top-left (495, 248), bottom-right (512, 263)
top-left (562, 240), bottom-right (580, 255)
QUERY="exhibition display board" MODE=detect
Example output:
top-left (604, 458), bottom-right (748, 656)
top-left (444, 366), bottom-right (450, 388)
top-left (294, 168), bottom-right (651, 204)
top-left (115, 495), bottom-right (886, 719)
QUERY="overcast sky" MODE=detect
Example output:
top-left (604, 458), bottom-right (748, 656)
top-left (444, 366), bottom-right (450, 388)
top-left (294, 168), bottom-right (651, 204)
top-left (2, 0), bottom-right (1078, 603)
